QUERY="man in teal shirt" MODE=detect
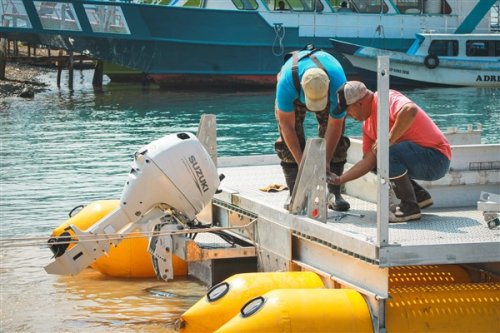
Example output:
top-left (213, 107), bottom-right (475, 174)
top-left (275, 48), bottom-right (350, 211)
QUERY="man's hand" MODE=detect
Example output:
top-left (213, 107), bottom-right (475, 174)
top-left (326, 169), bottom-right (341, 185)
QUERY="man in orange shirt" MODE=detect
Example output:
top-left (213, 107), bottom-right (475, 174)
top-left (329, 81), bottom-right (451, 222)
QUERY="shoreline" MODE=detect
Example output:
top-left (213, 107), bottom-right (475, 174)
top-left (0, 62), bottom-right (51, 99)
top-left (1, 43), bottom-right (94, 99)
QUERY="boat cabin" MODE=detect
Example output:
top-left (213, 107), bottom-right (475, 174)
top-left (169, 0), bottom-right (452, 15)
top-left (408, 33), bottom-right (500, 60)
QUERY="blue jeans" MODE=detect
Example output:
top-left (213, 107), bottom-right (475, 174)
top-left (389, 141), bottom-right (450, 180)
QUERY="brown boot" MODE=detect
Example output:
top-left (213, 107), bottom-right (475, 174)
top-left (411, 179), bottom-right (433, 209)
top-left (327, 163), bottom-right (350, 211)
top-left (281, 162), bottom-right (298, 195)
top-left (328, 185), bottom-right (350, 211)
top-left (390, 174), bottom-right (421, 223)
top-left (391, 179), bottom-right (434, 212)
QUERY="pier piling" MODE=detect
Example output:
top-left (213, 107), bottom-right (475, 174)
top-left (68, 50), bottom-right (74, 91)
top-left (92, 60), bottom-right (103, 88)
top-left (0, 38), bottom-right (6, 80)
top-left (13, 40), bottom-right (18, 56)
top-left (56, 50), bottom-right (63, 88)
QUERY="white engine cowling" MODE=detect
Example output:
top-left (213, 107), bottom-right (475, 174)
top-left (122, 132), bottom-right (220, 222)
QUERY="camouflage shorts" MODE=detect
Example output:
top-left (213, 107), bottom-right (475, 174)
top-left (275, 101), bottom-right (350, 165)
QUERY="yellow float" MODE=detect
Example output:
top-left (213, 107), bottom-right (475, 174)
top-left (179, 271), bottom-right (325, 333)
top-left (387, 283), bottom-right (500, 332)
top-left (49, 200), bottom-right (187, 278)
top-left (389, 265), bottom-right (470, 288)
top-left (215, 288), bottom-right (374, 333)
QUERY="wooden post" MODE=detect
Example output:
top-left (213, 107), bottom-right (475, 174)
top-left (68, 50), bottom-right (74, 91)
top-left (56, 49), bottom-right (63, 87)
top-left (0, 38), bottom-right (6, 80)
top-left (28, 44), bottom-right (31, 57)
top-left (92, 60), bottom-right (103, 87)
top-left (141, 73), bottom-right (151, 89)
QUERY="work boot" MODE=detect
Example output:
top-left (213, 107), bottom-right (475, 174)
top-left (327, 163), bottom-right (350, 211)
top-left (390, 174), bottom-right (421, 223)
top-left (411, 179), bottom-right (433, 209)
top-left (281, 162), bottom-right (298, 195)
top-left (391, 179), bottom-right (434, 212)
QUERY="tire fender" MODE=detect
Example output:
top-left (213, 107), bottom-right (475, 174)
top-left (424, 54), bottom-right (439, 69)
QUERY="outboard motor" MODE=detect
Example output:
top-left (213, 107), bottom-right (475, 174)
top-left (45, 132), bottom-right (220, 279)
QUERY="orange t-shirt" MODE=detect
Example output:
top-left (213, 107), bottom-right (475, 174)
top-left (362, 90), bottom-right (451, 160)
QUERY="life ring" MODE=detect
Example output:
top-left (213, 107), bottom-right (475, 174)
top-left (424, 54), bottom-right (439, 69)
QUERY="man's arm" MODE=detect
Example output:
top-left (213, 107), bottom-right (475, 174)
top-left (325, 116), bottom-right (344, 164)
top-left (329, 150), bottom-right (377, 185)
top-left (276, 109), bottom-right (302, 164)
top-left (389, 102), bottom-right (418, 145)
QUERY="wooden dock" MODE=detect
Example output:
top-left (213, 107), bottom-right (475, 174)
top-left (1, 40), bottom-right (96, 89)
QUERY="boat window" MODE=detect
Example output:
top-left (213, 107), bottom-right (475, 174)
top-left (393, 0), bottom-right (450, 14)
top-left (232, 0), bottom-right (258, 10)
top-left (466, 40), bottom-right (498, 57)
top-left (34, 1), bottom-right (81, 31)
top-left (428, 40), bottom-right (458, 56)
top-left (150, 0), bottom-right (201, 6)
top-left (349, 0), bottom-right (388, 13)
top-left (267, 0), bottom-right (322, 12)
top-left (84, 4), bottom-right (130, 34)
top-left (0, 0), bottom-right (32, 28)
top-left (393, 0), bottom-right (422, 14)
top-left (335, 1), bottom-right (353, 12)
top-left (274, 0), bottom-right (287, 10)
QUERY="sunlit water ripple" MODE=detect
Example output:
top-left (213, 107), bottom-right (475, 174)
top-left (0, 69), bottom-right (498, 332)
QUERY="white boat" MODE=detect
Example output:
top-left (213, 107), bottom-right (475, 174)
top-left (330, 32), bottom-right (500, 87)
top-left (0, 0), bottom-right (497, 88)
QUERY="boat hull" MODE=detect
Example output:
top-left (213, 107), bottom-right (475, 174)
top-left (331, 39), bottom-right (500, 87)
top-left (0, 2), bottom-right (488, 86)
top-left (149, 74), bottom-right (278, 89)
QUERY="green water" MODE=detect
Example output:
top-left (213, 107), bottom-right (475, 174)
top-left (0, 70), bottom-right (498, 332)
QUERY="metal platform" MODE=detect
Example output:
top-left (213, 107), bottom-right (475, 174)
top-left (212, 156), bottom-right (499, 297)
top-left (188, 66), bottom-right (499, 304)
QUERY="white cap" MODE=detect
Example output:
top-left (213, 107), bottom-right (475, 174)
top-left (301, 68), bottom-right (330, 112)
top-left (343, 81), bottom-right (368, 105)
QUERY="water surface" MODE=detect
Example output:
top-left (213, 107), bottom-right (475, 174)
top-left (0, 70), bottom-right (498, 332)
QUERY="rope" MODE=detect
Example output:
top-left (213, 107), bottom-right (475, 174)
top-left (272, 23), bottom-right (286, 57)
top-left (0, 220), bottom-right (257, 248)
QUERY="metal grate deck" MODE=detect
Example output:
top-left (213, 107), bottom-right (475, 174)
top-left (218, 163), bottom-right (499, 266)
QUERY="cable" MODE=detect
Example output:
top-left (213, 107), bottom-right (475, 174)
top-left (272, 23), bottom-right (286, 57)
top-left (0, 219), bottom-right (257, 248)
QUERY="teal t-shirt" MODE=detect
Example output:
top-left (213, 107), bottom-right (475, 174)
top-left (276, 50), bottom-right (347, 119)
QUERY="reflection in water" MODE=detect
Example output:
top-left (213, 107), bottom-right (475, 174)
top-left (0, 70), bottom-right (498, 331)
top-left (0, 245), bottom-right (206, 332)
top-left (58, 270), bottom-right (205, 332)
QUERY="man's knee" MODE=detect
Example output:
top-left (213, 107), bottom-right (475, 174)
top-left (281, 162), bottom-right (298, 193)
top-left (332, 136), bottom-right (350, 163)
top-left (275, 140), bottom-right (294, 163)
